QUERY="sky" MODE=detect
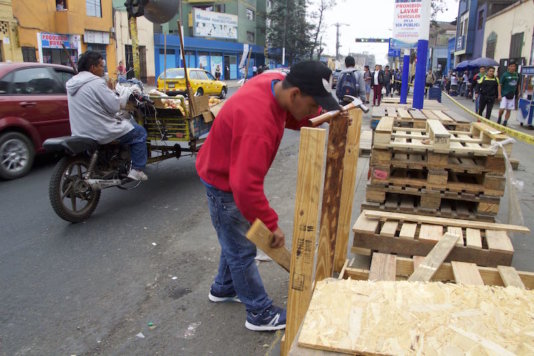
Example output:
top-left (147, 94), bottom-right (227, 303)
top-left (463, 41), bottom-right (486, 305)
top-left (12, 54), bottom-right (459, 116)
top-left (317, 0), bottom-right (458, 64)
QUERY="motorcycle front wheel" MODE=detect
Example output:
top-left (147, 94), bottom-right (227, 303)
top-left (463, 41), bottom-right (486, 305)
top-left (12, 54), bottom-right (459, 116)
top-left (49, 156), bottom-right (101, 223)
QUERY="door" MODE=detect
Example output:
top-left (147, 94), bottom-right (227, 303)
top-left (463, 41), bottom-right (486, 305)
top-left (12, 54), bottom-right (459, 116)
top-left (229, 55), bottom-right (237, 80)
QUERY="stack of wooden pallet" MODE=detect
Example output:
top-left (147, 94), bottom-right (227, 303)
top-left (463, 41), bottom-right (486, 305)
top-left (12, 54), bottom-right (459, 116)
top-left (364, 117), bottom-right (512, 221)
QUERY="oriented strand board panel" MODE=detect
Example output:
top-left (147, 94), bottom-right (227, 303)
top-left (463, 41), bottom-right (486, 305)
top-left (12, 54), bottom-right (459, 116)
top-left (298, 279), bottom-right (534, 355)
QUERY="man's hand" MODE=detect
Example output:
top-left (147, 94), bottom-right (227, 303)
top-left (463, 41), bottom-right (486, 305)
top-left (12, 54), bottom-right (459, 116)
top-left (271, 227), bottom-right (285, 248)
top-left (498, 95), bottom-right (502, 101)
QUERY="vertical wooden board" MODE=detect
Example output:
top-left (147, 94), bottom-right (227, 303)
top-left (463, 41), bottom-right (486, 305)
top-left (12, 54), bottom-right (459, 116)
top-left (283, 128), bottom-right (326, 356)
top-left (497, 266), bottom-right (526, 289)
top-left (408, 233), bottom-right (460, 282)
top-left (465, 228), bottom-right (483, 249)
top-left (315, 113), bottom-right (349, 283)
top-left (399, 223), bottom-right (417, 240)
top-left (380, 221), bottom-right (398, 237)
top-left (369, 253), bottom-right (397, 281)
top-left (452, 261), bottom-right (485, 285)
top-left (485, 230), bottom-right (514, 253)
top-left (334, 109), bottom-right (363, 273)
top-left (447, 226), bottom-right (464, 247)
top-left (419, 224), bottom-right (443, 243)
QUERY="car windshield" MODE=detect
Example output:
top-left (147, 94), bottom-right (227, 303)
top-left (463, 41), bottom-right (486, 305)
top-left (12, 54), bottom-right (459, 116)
top-left (162, 69), bottom-right (184, 79)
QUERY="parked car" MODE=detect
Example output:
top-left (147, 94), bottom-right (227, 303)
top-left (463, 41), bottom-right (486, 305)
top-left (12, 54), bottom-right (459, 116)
top-left (331, 69), bottom-right (342, 89)
top-left (157, 68), bottom-right (227, 98)
top-left (0, 62), bottom-right (75, 179)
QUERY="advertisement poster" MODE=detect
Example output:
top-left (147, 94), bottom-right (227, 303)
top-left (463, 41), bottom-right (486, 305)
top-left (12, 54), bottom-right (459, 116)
top-left (41, 33), bottom-right (80, 49)
top-left (391, 0), bottom-right (430, 49)
top-left (193, 8), bottom-right (238, 40)
top-left (211, 56), bottom-right (223, 77)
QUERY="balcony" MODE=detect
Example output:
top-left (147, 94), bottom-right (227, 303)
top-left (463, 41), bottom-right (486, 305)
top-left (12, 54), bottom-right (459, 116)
top-left (55, 9), bottom-right (83, 34)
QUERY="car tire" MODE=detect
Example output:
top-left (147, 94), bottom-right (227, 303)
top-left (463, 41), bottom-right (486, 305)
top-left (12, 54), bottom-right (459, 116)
top-left (219, 87), bottom-right (227, 99)
top-left (0, 131), bottom-right (35, 180)
top-left (195, 88), bottom-right (204, 96)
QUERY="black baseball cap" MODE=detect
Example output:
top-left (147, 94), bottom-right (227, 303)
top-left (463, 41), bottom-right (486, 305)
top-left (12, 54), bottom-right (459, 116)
top-left (286, 61), bottom-right (341, 111)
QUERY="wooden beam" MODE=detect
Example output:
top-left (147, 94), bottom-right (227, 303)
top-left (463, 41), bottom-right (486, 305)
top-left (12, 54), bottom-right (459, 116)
top-left (362, 210), bottom-right (530, 233)
top-left (315, 114), bottom-right (349, 282)
top-left (498, 266), bottom-right (526, 289)
top-left (246, 219), bottom-right (291, 272)
top-left (369, 253), bottom-right (397, 281)
top-left (282, 127), bottom-right (326, 356)
top-left (408, 233), bottom-right (459, 282)
top-left (333, 109), bottom-right (363, 272)
top-left (452, 261), bottom-right (485, 285)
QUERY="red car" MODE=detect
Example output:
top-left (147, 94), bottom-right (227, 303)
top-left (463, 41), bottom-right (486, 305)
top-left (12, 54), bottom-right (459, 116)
top-left (0, 62), bottom-right (75, 179)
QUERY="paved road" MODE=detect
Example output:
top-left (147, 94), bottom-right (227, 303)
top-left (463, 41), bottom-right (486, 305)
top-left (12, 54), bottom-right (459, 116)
top-left (0, 87), bottom-right (294, 355)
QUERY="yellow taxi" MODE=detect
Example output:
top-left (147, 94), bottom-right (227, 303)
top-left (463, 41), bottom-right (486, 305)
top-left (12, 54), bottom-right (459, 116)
top-left (157, 68), bottom-right (227, 98)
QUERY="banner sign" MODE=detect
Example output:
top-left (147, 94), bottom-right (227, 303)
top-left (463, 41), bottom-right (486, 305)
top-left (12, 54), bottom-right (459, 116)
top-left (40, 33), bottom-right (80, 49)
top-left (391, 0), bottom-right (430, 49)
top-left (193, 8), bottom-right (238, 40)
top-left (84, 31), bottom-right (110, 45)
top-left (388, 38), bottom-right (401, 57)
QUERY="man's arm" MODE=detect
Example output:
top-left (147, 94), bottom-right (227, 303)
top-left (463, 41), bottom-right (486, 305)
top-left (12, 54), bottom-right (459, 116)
top-left (93, 80), bottom-right (122, 114)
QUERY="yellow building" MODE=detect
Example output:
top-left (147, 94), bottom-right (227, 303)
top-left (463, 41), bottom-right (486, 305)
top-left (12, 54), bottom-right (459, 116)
top-left (0, 0), bottom-right (22, 61)
top-left (12, 0), bottom-right (116, 73)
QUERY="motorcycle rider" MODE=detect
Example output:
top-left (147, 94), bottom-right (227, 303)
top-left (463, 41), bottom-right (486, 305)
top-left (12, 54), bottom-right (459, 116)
top-left (66, 51), bottom-right (148, 181)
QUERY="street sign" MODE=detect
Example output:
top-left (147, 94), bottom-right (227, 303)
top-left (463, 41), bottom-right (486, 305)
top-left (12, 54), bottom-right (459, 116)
top-left (355, 38), bottom-right (389, 43)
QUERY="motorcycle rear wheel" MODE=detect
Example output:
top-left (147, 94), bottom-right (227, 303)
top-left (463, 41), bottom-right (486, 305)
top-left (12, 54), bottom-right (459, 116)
top-left (49, 156), bottom-right (101, 223)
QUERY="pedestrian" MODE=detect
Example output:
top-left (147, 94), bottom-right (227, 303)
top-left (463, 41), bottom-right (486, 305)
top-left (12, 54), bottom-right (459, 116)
top-left (497, 62), bottom-right (519, 126)
top-left (117, 60), bottom-right (127, 82)
top-left (473, 66), bottom-right (486, 111)
top-left (215, 64), bottom-right (221, 80)
top-left (196, 61), bottom-right (341, 332)
top-left (335, 56), bottom-right (366, 104)
top-left (394, 69), bottom-right (402, 95)
top-left (363, 65), bottom-right (372, 104)
top-left (477, 66), bottom-right (499, 120)
top-left (372, 64), bottom-right (385, 106)
top-left (425, 70), bottom-right (435, 96)
top-left (450, 72), bottom-right (458, 96)
top-left (252, 65), bottom-right (258, 76)
top-left (384, 65), bottom-right (393, 98)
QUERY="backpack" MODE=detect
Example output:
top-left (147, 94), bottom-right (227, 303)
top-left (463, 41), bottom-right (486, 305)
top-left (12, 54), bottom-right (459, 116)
top-left (336, 70), bottom-right (360, 101)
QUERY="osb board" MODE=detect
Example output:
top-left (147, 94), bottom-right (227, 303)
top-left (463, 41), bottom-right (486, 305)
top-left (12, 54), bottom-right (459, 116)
top-left (298, 279), bottom-right (534, 355)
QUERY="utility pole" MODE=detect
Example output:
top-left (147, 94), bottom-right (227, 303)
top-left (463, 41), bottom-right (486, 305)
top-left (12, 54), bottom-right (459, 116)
top-left (334, 23), bottom-right (348, 60)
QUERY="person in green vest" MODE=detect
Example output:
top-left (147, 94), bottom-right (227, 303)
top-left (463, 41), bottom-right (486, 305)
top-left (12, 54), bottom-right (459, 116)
top-left (477, 66), bottom-right (499, 120)
top-left (497, 62), bottom-right (519, 126)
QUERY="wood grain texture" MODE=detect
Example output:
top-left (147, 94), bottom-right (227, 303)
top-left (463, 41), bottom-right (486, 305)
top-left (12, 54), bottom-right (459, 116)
top-left (408, 233), bottom-right (459, 282)
top-left (315, 114), bottom-right (349, 282)
top-left (497, 266), bottom-right (526, 289)
top-left (246, 219), bottom-right (291, 272)
top-left (283, 127), bottom-right (326, 356)
top-left (369, 253), bottom-right (396, 281)
top-left (452, 261), bottom-right (485, 285)
top-left (334, 109), bottom-right (362, 273)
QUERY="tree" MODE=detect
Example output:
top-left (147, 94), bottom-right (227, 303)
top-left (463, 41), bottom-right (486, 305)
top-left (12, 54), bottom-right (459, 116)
top-left (308, 0), bottom-right (336, 60)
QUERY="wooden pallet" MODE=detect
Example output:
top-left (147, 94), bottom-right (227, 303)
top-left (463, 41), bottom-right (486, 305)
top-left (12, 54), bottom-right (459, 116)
top-left (351, 210), bottom-right (519, 267)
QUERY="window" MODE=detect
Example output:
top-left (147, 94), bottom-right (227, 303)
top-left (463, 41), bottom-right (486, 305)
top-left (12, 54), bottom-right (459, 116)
top-left (22, 47), bottom-right (37, 62)
top-left (86, 0), bottom-right (101, 17)
top-left (509, 32), bottom-right (524, 59)
top-left (477, 10), bottom-right (484, 30)
top-left (0, 72), bottom-right (13, 95)
top-left (486, 32), bottom-right (497, 59)
top-left (214, 4), bottom-right (225, 12)
top-left (247, 31), bottom-right (255, 43)
top-left (159, 49), bottom-right (176, 55)
top-left (189, 71), bottom-right (200, 80)
top-left (11, 68), bottom-right (64, 95)
top-left (246, 8), bottom-right (255, 21)
top-left (196, 71), bottom-right (209, 80)
top-left (53, 70), bottom-right (74, 90)
top-left (56, 0), bottom-right (67, 10)
top-left (205, 72), bottom-right (215, 81)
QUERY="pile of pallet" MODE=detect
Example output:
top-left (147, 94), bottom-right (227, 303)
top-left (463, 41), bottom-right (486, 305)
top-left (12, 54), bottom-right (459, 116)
top-left (363, 117), bottom-right (512, 221)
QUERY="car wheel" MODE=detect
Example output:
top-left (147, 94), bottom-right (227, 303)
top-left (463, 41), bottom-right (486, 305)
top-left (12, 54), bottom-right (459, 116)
top-left (195, 88), bottom-right (204, 96)
top-left (219, 87), bottom-right (227, 99)
top-left (0, 132), bottom-right (35, 180)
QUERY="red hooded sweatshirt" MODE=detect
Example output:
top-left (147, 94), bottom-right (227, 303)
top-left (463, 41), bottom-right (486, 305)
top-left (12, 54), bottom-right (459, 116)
top-left (196, 72), bottom-right (309, 232)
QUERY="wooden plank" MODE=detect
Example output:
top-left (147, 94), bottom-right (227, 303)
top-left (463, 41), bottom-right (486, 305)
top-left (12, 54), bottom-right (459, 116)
top-left (380, 221), bottom-right (398, 237)
top-left (452, 261), bottom-right (484, 285)
top-left (246, 219), bottom-right (291, 272)
top-left (408, 232), bottom-right (460, 282)
top-left (369, 253), bottom-right (396, 281)
top-left (353, 214), bottom-right (380, 233)
top-left (427, 119), bottom-right (450, 151)
top-left (432, 110), bottom-right (453, 122)
top-left (498, 266), bottom-right (526, 289)
top-left (397, 108), bottom-right (411, 119)
top-left (422, 109), bottom-right (439, 120)
top-left (375, 116), bottom-right (394, 132)
top-left (409, 109), bottom-right (426, 119)
top-left (418, 224), bottom-right (443, 243)
top-left (447, 226), bottom-right (464, 247)
top-left (465, 228), bottom-right (483, 249)
top-left (334, 109), bottom-right (362, 273)
top-left (282, 128), bottom-right (326, 356)
top-left (399, 222), bottom-right (417, 240)
top-left (315, 112), bottom-right (349, 283)
top-left (485, 230), bottom-right (514, 253)
top-left (362, 210), bottom-right (530, 233)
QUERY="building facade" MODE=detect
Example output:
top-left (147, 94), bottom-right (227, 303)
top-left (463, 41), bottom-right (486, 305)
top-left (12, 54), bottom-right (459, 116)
top-left (112, 0), bottom-right (156, 84)
top-left (0, 0), bottom-right (22, 61)
top-left (154, 0), bottom-right (269, 81)
top-left (482, 0), bottom-right (534, 68)
top-left (427, 21), bottom-right (456, 75)
top-left (13, 0), bottom-right (116, 73)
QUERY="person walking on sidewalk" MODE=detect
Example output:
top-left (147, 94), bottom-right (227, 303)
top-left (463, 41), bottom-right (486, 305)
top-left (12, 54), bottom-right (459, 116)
top-left (497, 62), bottom-right (519, 126)
top-left (363, 65), bottom-right (372, 104)
top-left (473, 66), bottom-right (486, 112)
top-left (384, 66), bottom-right (393, 98)
top-left (335, 55), bottom-right (366, 104)
top-left (425, 70), bottom-right (436, 96)
top-left (477, 66), bottom-right (499, 120)
top-left (372, 64), bottom-right (385, 106)
top-left (196, 61), bottom-right (341, 332)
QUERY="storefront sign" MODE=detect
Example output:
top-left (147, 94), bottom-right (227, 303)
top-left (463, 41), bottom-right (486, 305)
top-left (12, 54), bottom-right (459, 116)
top-left (391, 0), bottom-right (430, 49)
top-left (40, 33), bottom-right (80, 49)
top-left (193, 8), bottom-right (238, 40)
top-left (84, 30), bottom-right (110, 44)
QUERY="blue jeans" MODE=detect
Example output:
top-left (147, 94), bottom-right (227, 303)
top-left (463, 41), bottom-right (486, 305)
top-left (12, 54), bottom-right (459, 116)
top-left (202, 180), bottom-right (272, 314)
top-left (119, 123), bottom-right (147, 170)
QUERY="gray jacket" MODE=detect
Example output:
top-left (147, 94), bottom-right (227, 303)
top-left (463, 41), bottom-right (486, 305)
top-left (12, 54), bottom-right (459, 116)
top-left (66, 71), bottom-right (132, 144)
top-left (338, 68), bottom-right (366, 103)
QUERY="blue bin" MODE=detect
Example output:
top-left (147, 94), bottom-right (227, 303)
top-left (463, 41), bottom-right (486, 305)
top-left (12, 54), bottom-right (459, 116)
top-left (428, 86), bottom-right (442, 102)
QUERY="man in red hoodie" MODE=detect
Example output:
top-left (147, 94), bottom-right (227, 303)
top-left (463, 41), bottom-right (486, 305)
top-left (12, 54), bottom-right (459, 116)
top-left (196, 61), bottom-right (340, 331)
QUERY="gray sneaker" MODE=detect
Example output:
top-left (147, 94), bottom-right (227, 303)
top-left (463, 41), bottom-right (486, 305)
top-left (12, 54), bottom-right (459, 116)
top-left (127, 169), bottom-right (148, 181)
